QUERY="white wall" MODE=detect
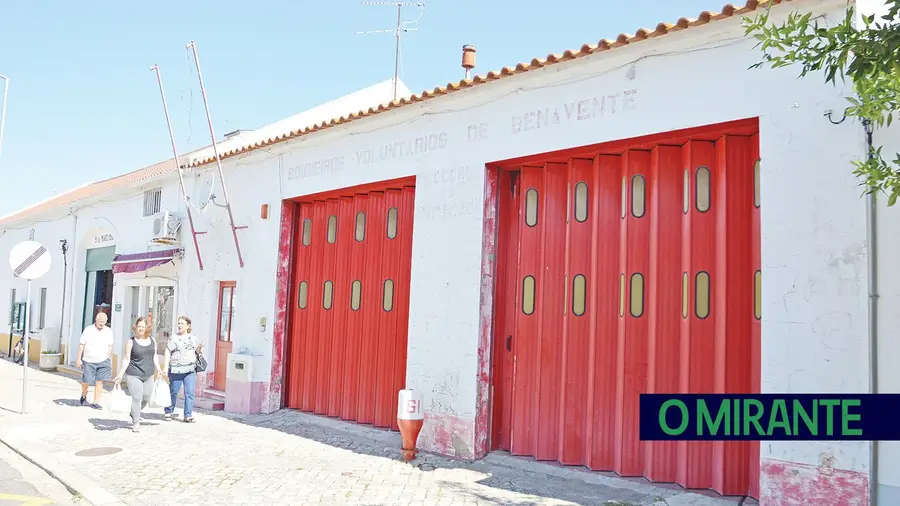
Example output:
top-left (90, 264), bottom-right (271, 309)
top-left (0, 180), bottom-right (186, 360)
top-left (69, 184), bottom-right (184, 354)
top-left (0, 0), bottom-right (878, 490)
top-left (874, 121), bottom-right (900, 501)
top-left (0, 215), bottom-right (75, 351)
top-left (173, 152), bottom-right (284, 377)
top-left (177, 0), bottom-right (869, 467)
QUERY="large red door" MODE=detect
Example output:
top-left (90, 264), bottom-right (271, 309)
top-left (285, 180), bottom-right (415, 430)
top-left (491, 122), bottom-right (761, 498)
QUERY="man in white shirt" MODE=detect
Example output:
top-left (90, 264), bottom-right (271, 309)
top-left (76, 311), bottom-right (114, 409)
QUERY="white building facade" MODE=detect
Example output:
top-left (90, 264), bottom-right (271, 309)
top-left (2, 0), bottom-right (898, 503)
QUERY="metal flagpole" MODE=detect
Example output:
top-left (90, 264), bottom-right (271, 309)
top-left (0, 73), bottom-right (9, 163)
top-left (186, 40), bottom-right (247, 268)
top-left (150, 64), bottom-right (207, 270)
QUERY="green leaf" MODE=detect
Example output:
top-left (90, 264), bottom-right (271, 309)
top-left (745, 1), bottom-right (900, 206)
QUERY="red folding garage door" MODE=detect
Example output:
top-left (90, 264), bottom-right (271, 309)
top-left (285, 180), bottom-right (415, 431)
top-left (491, 121), bottom-right (761, 498)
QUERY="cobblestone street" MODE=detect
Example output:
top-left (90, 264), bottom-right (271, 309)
top-left (0, 360), bottom-right (745, 505)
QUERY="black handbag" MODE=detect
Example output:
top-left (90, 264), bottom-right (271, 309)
top-left (195, 349), bottom-right (208, 373)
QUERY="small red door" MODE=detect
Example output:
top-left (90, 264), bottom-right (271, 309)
top-left (214, 281), bottom-right (236, 391)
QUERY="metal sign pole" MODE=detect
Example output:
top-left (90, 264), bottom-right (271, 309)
top-left (21, 279), bottom-right (29, 414)
top-left (7, 305), bottom-right (12, 362)
top-left (8, 240), bottom-right (52, 415)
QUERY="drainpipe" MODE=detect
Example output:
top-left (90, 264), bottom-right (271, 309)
top-left (864, 117), bottom-right (879, 506)
top-left (58, 238), bottom-right (68, 351)
top-left (65, 213), bottom-right (78, 364)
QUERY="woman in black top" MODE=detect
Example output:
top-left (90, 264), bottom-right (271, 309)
top-left (114, 317), bottom-right (165, 432)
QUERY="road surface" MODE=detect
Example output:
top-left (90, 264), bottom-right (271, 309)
top-left (0, 444), bottom-right (79, 505)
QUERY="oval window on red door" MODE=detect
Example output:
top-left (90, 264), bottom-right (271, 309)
top-left (525, 189), bottom-right (538, 227)
top-left (574, 182), bottom-right (588, 223)
top-left (351, 280), bottom-right (362, 311)
top-left (327, 216), bottom-right (337, 244)
top-left (632, 175), bottom-right (646, 218)
top-left (301, 218), bottom-right (312, 246)
top-left (630, 273), bottom-right (644, 317)
top-left (355, 212), bottom-right (366, 242)
top-left (572, 274), bottom-right (586, 316)
top-left (754, 270), bottom-right (762, 320)
top-left (522, 275), bottom-right (535, 315)
top-left (383, 279), bottom-right (394, 312)
top-left (696, 166), bottom-right (711, 213)
top-left (754, 159), bottom-right (761, 208)
top-left (695, 272), bottom-right (710, 319)
top-left (298, 281), bottom-right (308, 309)
top-left (387, 208), bottom-right (398, 239)
top-left (323, 280), bottom-right (334, 310)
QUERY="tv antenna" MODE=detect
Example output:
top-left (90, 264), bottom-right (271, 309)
top-left (355, 2), bottom-right (425, 102)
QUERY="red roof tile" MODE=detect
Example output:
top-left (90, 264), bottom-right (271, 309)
top-left (0, 157), bottom-right (183, 227)
top-left (186, 0), bottom-right (795, 168)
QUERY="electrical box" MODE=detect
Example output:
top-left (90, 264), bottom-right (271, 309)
top-left (227, 354), bottom-right (252, 384)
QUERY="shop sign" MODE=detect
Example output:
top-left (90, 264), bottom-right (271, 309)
top-left (82, 226), bottom-right (117, 248)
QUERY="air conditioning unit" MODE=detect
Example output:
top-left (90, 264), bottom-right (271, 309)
top-left (151, 211), bottom-right (180, 245)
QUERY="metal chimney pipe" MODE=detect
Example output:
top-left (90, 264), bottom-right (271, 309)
top-left (462, 45), bottom-right (476, 80)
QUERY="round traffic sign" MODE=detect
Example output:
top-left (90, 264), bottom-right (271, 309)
top-left (8, 240), bottom-right (51, 280)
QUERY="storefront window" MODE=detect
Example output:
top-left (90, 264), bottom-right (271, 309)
top-left (152, 286), bottom-right (174, 354)
top-left (82, 245), bottom-right (116, 331)
top-left (120, 284), bottom-right (176, 356)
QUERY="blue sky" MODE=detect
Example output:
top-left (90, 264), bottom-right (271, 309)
top-left (0, 0), bottom-right (719, 216)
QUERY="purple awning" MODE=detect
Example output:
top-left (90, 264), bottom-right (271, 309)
top-left (112, 248), bottom-right (181, 274)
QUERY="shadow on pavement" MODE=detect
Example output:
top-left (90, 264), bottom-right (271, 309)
top-left (200, 408), bottom-right (736, 506)
top-left (86, 417), bottom-right (159, 431)
top-left (30, 367), bottom-right (750, 505)
top-left (88, 418), bottom-right (133, 431)
top-left (52, 398), bottom-right (82, 407)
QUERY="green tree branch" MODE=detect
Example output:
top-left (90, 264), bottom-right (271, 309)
top-left (742, 1), bottom-right (900, 205)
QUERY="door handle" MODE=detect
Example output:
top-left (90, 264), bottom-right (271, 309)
top-left (506, 335), bottom-right (512, 351)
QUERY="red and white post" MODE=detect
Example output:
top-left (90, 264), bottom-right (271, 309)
top-left (397, 389), bottom-right (424, 462)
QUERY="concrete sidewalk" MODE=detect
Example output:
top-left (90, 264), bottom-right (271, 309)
top-left (0, 442), bottom-right (82, 505)
top-left (0, 359), bottom-right (747, 505)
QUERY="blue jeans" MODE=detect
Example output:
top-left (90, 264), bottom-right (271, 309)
top-left (165, 370), bottom-right (197, 418)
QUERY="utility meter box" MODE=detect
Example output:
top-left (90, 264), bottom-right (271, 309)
top-left (227, 354), bottom-right (253, 384)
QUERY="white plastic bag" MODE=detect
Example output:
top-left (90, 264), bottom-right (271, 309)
top-left (150, 377), bottom-right (170, 408)
top-left (107, 384), bottom-right (130, 414)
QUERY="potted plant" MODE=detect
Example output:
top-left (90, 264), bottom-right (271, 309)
top-left (39, 349), bottom-right (62, 371)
